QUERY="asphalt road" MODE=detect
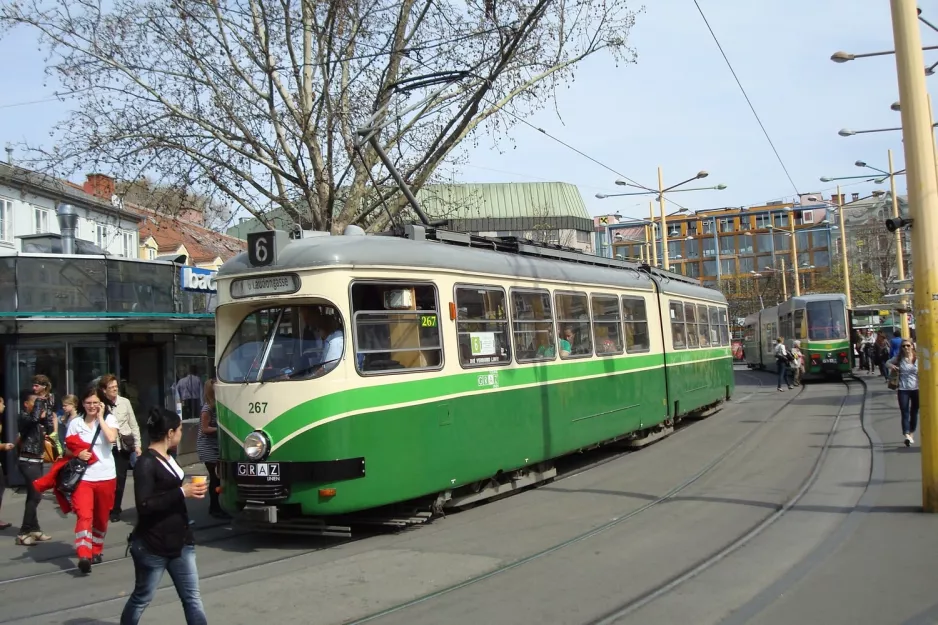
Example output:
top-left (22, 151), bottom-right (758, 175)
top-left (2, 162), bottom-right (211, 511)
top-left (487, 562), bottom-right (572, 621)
top-left (0, 369), bottom-right (869, 625)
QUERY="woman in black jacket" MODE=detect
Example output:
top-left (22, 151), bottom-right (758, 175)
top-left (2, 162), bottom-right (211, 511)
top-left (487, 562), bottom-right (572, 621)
top-left (120, 408), bottom-right (208, 625)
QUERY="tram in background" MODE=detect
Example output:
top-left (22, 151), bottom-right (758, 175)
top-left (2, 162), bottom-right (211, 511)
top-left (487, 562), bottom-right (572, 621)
top-left (210, 225), bottom-right (735, 534)
top-left (743, 293), bottom-right (850, 380)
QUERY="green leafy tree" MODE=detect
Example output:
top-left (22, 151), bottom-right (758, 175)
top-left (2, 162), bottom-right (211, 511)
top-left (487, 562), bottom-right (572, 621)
top-left (808, 263), bottom-right (883, 306)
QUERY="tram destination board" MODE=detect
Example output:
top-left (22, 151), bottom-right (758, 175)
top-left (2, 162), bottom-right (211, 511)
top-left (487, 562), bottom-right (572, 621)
top-left (230, 273), bottom-right (300, 299)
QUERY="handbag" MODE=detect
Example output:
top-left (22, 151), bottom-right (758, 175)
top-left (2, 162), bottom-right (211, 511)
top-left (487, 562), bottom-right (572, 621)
top-left (119, 433), bottom-right (136, 451)
top-left (56, 424), bottom-right (101, 497)
top-left (887, 368), bottom-right (900, 391)
top-left (42, 436), bottom-right (59, 463)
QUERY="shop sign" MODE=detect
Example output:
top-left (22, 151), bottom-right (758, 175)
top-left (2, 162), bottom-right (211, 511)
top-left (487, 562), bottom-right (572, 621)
top-left (179, 266), bottom-right (217, 293)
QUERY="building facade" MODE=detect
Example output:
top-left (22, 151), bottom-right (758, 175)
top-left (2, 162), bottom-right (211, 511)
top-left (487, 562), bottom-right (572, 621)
top-left (226, 182), bottom-right (596, 253)
top-left (601, 203), bottom-right (835, 293)
top-left (0, 165), bottom-right (140, 257)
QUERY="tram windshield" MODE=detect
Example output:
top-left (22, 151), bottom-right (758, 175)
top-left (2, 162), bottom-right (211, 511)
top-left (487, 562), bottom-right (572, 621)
top-left (806, 300), bottom-right (847, 340)
top-left (217, 304), bottom-right (344, 383)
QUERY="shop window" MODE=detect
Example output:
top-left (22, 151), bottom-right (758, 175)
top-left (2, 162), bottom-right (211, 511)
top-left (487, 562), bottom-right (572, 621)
top-left (455, 285), bottom-right (511, 367)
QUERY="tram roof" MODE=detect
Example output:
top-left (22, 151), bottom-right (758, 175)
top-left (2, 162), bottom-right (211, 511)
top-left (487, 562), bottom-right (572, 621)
top-left (218, 233), bottom-right (726, 303)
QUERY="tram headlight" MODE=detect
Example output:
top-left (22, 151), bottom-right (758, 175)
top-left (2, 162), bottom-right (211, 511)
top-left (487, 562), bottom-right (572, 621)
top-left (243, 431), bottom-right (270, 461)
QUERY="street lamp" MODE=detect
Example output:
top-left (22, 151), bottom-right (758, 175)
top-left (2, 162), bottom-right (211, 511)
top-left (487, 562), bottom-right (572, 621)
top-left (834, 2), bottom-right (938, 511)
top-left (598, 171), bottom-right (726, 270)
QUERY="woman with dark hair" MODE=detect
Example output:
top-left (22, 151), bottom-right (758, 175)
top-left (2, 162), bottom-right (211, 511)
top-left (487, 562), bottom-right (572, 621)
top-left (66, 385), bottom-right (118, 573)
top-left (120, 407), bottom-right (208, 625)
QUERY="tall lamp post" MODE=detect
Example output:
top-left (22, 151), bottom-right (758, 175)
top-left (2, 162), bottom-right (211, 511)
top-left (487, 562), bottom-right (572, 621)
top-left (833, 1), bottom-right (938, 511)
top-left (596, 174), bottom-right (727, 270)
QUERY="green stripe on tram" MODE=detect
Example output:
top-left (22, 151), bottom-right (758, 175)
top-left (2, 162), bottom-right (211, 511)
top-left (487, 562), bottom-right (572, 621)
top-left (217, 346), bottom-right (732, 446)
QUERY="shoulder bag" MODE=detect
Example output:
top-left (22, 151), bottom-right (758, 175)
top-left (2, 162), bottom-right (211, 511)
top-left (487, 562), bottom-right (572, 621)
top-left (56, 424), bottom-right (102, 497)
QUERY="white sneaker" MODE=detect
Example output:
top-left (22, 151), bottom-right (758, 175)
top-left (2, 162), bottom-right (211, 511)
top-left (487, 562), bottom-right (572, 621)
top-left (909, 434), bottom-right (915, 445)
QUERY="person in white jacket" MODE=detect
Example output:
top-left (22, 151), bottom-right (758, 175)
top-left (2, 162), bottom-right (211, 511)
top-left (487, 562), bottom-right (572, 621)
top-left (773, 338), bottom-right (792, 391)
top-left (98, 374), bottom-right (141, 523)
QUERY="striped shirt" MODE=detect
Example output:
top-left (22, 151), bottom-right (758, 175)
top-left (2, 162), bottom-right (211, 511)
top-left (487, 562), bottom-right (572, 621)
top-left (196, 401), bottom-right (220, 463)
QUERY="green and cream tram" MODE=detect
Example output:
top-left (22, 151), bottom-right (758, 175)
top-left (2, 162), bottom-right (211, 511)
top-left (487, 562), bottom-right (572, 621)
top-left (212, 226), bottom-right (735, 531)
top-left (743, 293), bottom-right (850, 379)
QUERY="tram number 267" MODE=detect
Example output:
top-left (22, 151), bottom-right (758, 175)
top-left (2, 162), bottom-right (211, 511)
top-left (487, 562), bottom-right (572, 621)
top-left (248, 402), bottom-right (268, 414)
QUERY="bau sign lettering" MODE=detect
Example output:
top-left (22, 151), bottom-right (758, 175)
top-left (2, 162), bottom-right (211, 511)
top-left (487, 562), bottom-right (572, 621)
top-left (179, 266), bottom-right (218, 293)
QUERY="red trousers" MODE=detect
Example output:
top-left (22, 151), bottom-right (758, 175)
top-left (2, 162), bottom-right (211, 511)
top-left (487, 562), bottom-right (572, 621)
top-left (71, 479), bottom-right (116, 559)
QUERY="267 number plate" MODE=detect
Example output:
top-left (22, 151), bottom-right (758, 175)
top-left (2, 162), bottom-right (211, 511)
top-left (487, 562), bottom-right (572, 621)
top-left (822, 358), bottom-right (837, 364)
top-left (236, 463), bottom-right (281, 481)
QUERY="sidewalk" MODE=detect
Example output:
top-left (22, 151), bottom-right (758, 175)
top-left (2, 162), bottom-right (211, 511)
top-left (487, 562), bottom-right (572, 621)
top-left (734, 373), bottom-right (938, 625)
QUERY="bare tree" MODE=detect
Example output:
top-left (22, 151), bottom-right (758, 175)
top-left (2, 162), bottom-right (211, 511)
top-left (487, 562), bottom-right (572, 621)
top-left (116, 177), bottom-right (235, 230)
top-left (2, 0), bottom-right (639, 234)
top-left (525, 202), bottom-right (574, 246)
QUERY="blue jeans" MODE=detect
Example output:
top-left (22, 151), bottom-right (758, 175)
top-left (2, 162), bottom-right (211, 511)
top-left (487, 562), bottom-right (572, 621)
top-left (898, 389), bottom-right (920, 436)
top-left (776, 359), bottom-right (789, 388)
top-left (120, 540), bottom-right (207, 625)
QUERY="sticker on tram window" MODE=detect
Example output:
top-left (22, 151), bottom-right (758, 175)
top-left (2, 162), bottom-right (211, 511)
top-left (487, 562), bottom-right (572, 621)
top-left (420, 314), bottom-right (438, 328)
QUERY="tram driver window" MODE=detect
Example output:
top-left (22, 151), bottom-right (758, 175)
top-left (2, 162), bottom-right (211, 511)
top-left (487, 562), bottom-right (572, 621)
top-left (217, 303), bottom-right (345, 383)
top-left (555, 292), bottom-right (592, 358)
top-left (455, 286), bottom-right (511, 367)
top-left (351, 282), bottom-right (443, 374)
top-left (669, 301), bottom-right (686, 349)
top-left (511, 289), bottom-right (555, 362)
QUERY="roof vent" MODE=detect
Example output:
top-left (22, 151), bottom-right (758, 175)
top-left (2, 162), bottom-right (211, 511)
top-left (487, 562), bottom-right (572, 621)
top-left (56, 203), bottom-right (79, 255)
top-left (343, 224), bottom-right (366, 236)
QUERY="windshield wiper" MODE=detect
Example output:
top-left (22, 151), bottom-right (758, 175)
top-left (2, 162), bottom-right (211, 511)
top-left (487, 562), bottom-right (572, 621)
top-left (275, 358), bottom-right (342, 381)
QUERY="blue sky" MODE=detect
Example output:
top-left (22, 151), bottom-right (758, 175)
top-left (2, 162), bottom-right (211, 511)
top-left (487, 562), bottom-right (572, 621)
top-left (0, 0), bottom-right (920, 223)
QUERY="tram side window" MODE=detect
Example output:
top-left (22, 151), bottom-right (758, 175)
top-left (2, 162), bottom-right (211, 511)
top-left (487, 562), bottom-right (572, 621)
top-left (719, 308), bottom-right (730, 345)
top-left (351, 282), bottom-right (443, 374)
top-left (455, 286), bottom-right (511, 367)
top-left (684, 303), bottom-right (700, 348)
top-left (780, 313), bottom-right (793, 342)
top-left (793, 310), bottom-right (805, 340)
top-left (592, 294), bottom-right (624, 355)
top-left (709, 306), bottom-right (720, 346)
top-left (668, 301), bottom-right (686, 349)
top-left (622, 296), bottom-right (650, 352)
top-left (555, 292), bottom-right (592, 358)
top-left (511, 289), bottom-right (556, 362)
top-left (697, 304), bottom-right (710, 347)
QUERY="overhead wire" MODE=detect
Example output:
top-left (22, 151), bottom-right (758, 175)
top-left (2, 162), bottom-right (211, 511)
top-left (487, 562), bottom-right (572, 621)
top-left (691, 0), bottom-right (800, 196)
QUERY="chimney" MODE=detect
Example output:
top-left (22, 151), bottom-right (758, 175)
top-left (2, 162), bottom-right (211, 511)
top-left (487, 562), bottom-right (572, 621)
top-left (851, 193), bottom-right (860, 202)
top-left (4, 144), bottom-right (11, 165)
top-left (83, 173), bottom-right (115, 199)
top-left (56, 203), bottom-right (79, 255)
top-left (177, 208), bottom-right (205, 226)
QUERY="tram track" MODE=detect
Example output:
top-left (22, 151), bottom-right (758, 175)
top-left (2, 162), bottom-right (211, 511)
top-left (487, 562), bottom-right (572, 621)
top-left (339, 371), bottom-right (813, 625)
top-left (0, 519), bottom-right (247, 586)
top-left (0, 369), bottom-right (794, 624)
top-left (586, 376), bottom-right (862, 625)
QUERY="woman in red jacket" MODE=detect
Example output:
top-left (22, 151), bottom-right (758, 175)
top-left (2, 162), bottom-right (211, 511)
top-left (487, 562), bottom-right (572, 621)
top-left (67, 385), bottom-right (119, 573)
